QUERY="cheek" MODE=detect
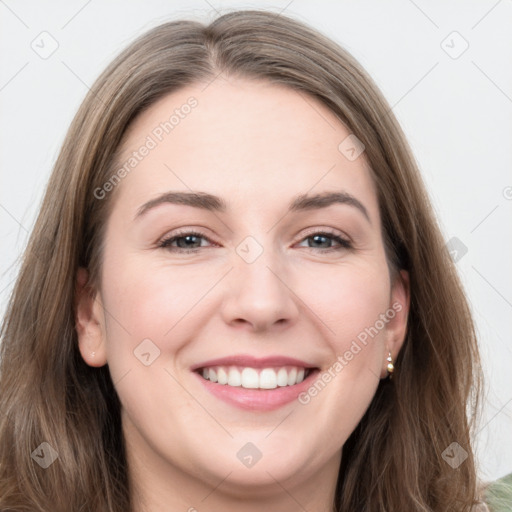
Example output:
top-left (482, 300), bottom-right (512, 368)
top-left (99, 257), bottom-right (210, 426)
top-left (99, 253), bottom-right (222, 369)
top-left (299, 260), bottom-right (391, 352)
top-left (292, 262), bottom-right (390, 452)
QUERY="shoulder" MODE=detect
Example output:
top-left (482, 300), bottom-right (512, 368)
top-left (482, 472), bottom-right (512, 512)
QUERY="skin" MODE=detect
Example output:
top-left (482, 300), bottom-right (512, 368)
top-left (76, 76), bottom-right (409, 512)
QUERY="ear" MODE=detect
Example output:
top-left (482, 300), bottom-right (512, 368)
top-left (380, 269), bottom-right (410, 378)
top-left (75, 267), bottom-right (108, 367)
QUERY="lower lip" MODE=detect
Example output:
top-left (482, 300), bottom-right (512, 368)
top-left (192, 369), bottom-right (320, 411)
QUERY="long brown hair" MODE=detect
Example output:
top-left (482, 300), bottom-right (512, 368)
top-left (0, 9), bottom-right (486, 511)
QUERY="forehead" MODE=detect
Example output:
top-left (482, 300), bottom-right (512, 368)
top-left (114, 76), bottom-right (378, 218)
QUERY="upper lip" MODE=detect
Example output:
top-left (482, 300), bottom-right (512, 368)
top-left (190, 354), bottom-right (318, 371)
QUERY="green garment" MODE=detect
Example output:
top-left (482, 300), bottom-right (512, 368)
top-left (484, 472), bottom-right (512, 511)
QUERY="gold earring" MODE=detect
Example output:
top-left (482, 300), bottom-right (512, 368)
top-left (386, 351), bottom-right (394, 380)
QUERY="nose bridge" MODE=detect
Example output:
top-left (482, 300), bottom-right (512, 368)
top-left (234, 234), bottom-right (286, 297)
top-left (220, 234), bottom-right (299, 330)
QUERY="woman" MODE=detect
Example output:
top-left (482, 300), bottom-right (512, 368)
top-left (0, 9), bottom-right (492, 511)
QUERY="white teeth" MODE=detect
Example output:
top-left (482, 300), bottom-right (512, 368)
top-left (259, 368), bottom-right (277, 389)
top-left (228, 367), bottom-right (241, 387)
top-left (241, 368), bottom-right (259, 389)
top-left (199, 365), bottom-right (311, 388)
top-left (217, 367), bottom-right (228, 385)
top-left (277, 368), bottom-right (289, 387)
top-left (208, 368), bottom-right (217, 383)
top-left (287, 367), bottom-right (297, 386)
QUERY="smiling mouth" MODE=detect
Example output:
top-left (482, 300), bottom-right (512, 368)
top-left (194, 365), bottom-right (317, 390)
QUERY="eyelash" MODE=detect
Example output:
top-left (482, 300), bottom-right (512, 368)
top-left (158, 229), bottom-right (352, 254)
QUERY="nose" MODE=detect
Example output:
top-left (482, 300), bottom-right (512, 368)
top-left (220, 243), bottom-right (300, 333)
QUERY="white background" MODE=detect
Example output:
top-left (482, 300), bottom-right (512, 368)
top-left (1, 0), bottom-right (511, 483)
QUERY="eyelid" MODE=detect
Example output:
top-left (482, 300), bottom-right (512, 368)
top-left (158, 228), bottom-right (218, 249)
top-left (296, 226), bottom-right (351, 244)
top-left (158, 226), bottom-right (353, 253)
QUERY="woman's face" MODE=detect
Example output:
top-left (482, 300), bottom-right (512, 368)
top-left (77, 77), bottom-right (409, 505)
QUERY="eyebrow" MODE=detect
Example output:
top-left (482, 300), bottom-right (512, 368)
top-left (134, 190), bottom-right (371, 224)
